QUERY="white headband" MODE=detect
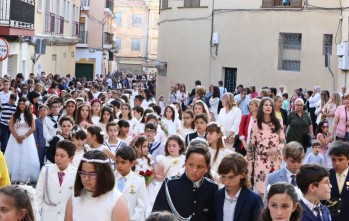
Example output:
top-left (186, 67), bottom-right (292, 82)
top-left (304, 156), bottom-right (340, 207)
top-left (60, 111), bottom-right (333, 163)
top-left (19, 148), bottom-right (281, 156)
top-left (81, 157), bottom-right (109, 164)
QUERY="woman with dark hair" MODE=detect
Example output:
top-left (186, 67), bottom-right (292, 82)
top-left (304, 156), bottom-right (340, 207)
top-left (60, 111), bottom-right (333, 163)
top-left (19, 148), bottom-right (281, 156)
top-left (27, 90), bottom-right (41, 116)
top-left (4, 97), bottom-right (40, 183)
top-left (48, 80), bottom-right (61, 96)
top-left (247, 97), bottom-right (285, 199)
top-left (152, 138), bottom-right (218, 221)
top-left (65, 150), bottom-right (129, 221)
top-left (142, 88), bottom-right (156, 107)
top-left (259, 183), bottom-right (302, 221)
top-left (209, 86), bottom-right (221, 118)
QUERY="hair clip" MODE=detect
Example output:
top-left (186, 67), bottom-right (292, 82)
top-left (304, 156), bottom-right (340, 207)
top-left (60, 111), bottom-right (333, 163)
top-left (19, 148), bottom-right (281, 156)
top-left (81, 157), bottom-right (109, 163)
top-left (100, 131), bottom-right (105, 136)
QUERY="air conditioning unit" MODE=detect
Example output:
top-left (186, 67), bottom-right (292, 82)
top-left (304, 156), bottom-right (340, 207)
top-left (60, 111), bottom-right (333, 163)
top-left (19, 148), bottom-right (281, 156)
top-left (212, 33), bottom-right (219, 45)
top-left (155, 61), bottom-right (167, 70)
top-left (338, 55), bottom-right (349, 70)
top-left (337, 42), bottom-right (349, 56)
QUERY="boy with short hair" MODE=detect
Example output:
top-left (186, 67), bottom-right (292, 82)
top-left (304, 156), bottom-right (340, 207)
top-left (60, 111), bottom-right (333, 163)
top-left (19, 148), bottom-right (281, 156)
top-left (34, 105), bottom-right (48, 167)
top-left (115, 146), bottom-right (146, 221)
top-left (327, 141), bottom-right (349, 221)
top-left (215, 153), bottom-right (263, 221)
top-left (36, 140), bottom-right (77, 221)
top-left (104, 122), bottom-right (126, 169)
top-left (0, 93), bottom-right (17, 153)
top-left (303, 140), bottom-right (325, 166)
top-left (296, 164), bottom-right (332, 221)
top-left (144, 122), bottom-right (164, 165)
top-left (43, 98), bottom-right (63, 146)
top-left (265, 141), bottom-right (305, 202)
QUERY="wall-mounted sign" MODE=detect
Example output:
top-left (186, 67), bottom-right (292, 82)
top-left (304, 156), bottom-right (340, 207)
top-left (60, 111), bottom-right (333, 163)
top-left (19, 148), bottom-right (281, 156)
top-left (0, 38), bottom-right (10, 61)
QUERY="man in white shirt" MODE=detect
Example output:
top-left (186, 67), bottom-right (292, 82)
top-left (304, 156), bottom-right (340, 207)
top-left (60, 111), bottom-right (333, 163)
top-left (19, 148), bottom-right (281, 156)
top-left (308, 86), bottom-right (321, 133)
top-left (234, 88), bottom-right (250, 115)
top-left (218, 81), bottom-right (227, 99)
top-left (0, 80), bottom-right (12, 106)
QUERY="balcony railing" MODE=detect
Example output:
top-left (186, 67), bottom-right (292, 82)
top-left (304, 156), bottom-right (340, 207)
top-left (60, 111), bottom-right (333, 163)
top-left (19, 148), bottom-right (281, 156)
top-left (81, 0), bottom-right (89, 6)
top-left (55, 16), bottom-right (64, 34)
top-left (103, 32), bottom-right (113, 45)
top-left (261, 0), bottom-right (302, 7)
top-left (79, 31), bottom-right (88, 44)
top-left (0, 0), bottom-right (35, 30)
top-left (72, 21), bottom-right (79, 36)
top-left (45, 12), bottom-right (55, 33)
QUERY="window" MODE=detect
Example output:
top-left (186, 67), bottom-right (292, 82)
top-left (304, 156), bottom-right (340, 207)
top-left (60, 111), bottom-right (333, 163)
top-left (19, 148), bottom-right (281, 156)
top-left (278, 33), bottom-right (302, 72)
top-left (132, 14), bottom-right (142, 26)
top-left (323, 34), bottom-right (333, 55)
top-left (184, 0), bottom-right (200, 7)
top-left (161, 0), bottom-right (168, 9)
top-left (114, 13), bottom-right (122, 26)
top-left (261, 0), bottom-right (302, 7)
top-left (115, 38), bottom-right (121, 50)
top-left (131, 38), bottom-right (141, 51)
top-left (63, 0), bottom-right (66, 16)
top-left (66, 1), bottom-right (70, 21)
top-left (52, 54), bottom-right (57, 61)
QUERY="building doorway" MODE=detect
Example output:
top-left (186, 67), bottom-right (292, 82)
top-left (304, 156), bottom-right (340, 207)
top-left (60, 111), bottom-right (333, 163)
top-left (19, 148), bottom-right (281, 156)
top-left (224, 68), bottom-right (237, 93)
top-left (75, 63), bottom-right (94, 81)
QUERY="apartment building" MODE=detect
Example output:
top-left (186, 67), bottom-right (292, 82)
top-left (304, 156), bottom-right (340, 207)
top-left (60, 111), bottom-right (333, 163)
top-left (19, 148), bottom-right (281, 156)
top-left (113, 0), bottom-right (159, 73)
top-left (156, 0), bottom-right (344, 98)
top-left (76, 0), bottom-right (115, 80)
top-left (0, 0), bottom-right (35, 78)
top-left (32, 0), bottom-right (80, 76)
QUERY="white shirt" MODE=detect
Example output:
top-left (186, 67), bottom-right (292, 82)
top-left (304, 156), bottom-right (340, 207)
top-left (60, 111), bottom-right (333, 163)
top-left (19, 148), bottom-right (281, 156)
top-left (223, 188), bottom-right (241, 221)
top-left (217, 107), bottom-right (242, 136)
top-left (309, 93), bottom-right (320, 108)
top-left (336, 167), bottom-right (348, 191)
top-left (285, 166), bottom-right (296, 185)
top-left (301, 196), bottom-right (322, 219)
top-left (0, 91), bottom-right (11, 106)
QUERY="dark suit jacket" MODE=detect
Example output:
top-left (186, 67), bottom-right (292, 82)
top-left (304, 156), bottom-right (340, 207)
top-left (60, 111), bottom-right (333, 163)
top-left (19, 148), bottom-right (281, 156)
top-left (153, 173), bottom-right (218, 221)
top-left (300, 200), bottom-right (331, 221)
top-left (185, 132), bottom-right (207, 147)
top-left (328, 169), bottom-right (349, 221)
top-left (214, 187), bottom-right (263, 221)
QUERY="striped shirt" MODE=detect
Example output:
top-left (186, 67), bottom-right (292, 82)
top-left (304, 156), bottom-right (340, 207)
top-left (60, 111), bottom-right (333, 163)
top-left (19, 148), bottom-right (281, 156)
top-left (0, 103), bottom-right (17, 126)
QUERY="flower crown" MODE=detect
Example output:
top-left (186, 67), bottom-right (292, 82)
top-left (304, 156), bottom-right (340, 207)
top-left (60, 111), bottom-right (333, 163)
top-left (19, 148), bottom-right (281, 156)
top-left (81, 157), bottom-right (109, 163)
top-left (207, 121), bottom-right (225, 136)
top-left (130, 135), bottom-right (146, 147)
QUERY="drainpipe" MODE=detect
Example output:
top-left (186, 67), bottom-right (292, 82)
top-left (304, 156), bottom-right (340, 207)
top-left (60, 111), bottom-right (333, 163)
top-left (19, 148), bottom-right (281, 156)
top-left (145, 8), bottom-right (150, 63)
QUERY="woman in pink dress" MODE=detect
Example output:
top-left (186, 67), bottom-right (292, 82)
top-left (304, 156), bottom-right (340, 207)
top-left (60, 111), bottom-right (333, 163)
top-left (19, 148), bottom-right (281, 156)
top-left (247, 97), bottom-right (286, 198)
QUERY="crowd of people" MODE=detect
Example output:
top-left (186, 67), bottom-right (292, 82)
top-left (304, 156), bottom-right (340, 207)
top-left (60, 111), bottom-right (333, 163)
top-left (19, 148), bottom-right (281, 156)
top-left (0, 73), bottom-right (348, 221)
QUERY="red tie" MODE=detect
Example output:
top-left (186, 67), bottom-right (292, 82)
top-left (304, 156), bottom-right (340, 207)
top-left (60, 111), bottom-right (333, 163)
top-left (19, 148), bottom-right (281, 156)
top-left (58, 172), bottom-right (65, 186)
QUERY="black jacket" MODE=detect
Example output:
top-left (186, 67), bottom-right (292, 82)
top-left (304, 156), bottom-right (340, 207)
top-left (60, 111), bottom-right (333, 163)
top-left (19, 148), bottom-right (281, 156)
top-left (153, 173), bottom-right (218, 221)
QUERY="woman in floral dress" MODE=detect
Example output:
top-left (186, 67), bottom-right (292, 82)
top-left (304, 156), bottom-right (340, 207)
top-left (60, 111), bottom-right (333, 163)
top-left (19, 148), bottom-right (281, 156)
top-left (247, 97), bottom-right (285, 198)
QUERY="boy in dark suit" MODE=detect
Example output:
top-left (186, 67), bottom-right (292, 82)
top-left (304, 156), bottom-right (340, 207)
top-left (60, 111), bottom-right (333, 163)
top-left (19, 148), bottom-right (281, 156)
top-left (327, 141), bottom-right (349, 221)
top-left (296, 164), bottom-right (332, 221)
top-left (215, 153), bottom-right (263, 221)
